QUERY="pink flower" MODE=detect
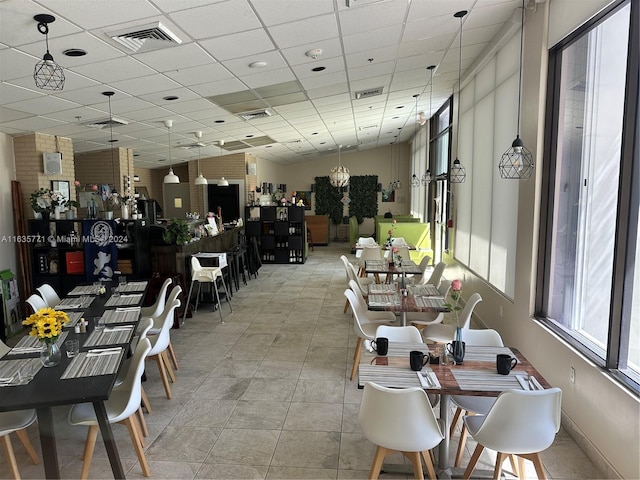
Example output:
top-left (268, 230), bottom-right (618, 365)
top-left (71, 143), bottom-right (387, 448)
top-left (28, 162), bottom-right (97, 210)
top-left (392, 219), bottom-right (397, 225)
top-left (91, 184), bottom-right (98, 191)
top-left (387, 229), bottom-right (393, 235)
top-left (451, 279), bottom-right (462, 291)
top-left (73, 180), bottom-right (80, 187)
top-left (392, 246), bottom-right (398, 253)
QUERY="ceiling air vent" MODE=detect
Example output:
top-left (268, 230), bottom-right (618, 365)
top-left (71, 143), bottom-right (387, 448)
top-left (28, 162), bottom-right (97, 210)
top-left (109, 22), bottom-right (182, 53)
top-left (83, 117), bottom-right (129, 129)
top-left (237, 109), bottom-right (273, 121)
top-left (355, 87), bottom-right (384, 99)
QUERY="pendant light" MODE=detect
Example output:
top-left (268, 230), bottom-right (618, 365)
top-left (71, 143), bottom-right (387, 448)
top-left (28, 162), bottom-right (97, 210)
top-left (216, 140), bottom-right (229, 186)
top-left (163, 120), bottom-right (180, 184)
top-left (450, 10), bottom-right (467, 184)
top-left (410, 94), bottom-right (421, 188)
top-left (422, 65), bottom-right (436, 186)
top-left (193, 131), bottom-right (208, 185)
top-left (329, 144), bottom-right (350, 188)
top-left (33, 14), bottom-right (64, 91)
top-left (103, 91), bottom-right (119, 204)
top-left (498, 0), bottom-right (534, 180)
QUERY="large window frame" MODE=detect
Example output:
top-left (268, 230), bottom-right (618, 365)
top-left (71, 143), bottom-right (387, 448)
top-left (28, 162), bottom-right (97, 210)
top-left (536, 0), bottom-right (639, 393)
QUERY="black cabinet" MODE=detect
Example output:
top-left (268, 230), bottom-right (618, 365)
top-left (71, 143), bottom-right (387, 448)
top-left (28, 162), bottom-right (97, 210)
top-left (244, 206), bottom-right (306, 264)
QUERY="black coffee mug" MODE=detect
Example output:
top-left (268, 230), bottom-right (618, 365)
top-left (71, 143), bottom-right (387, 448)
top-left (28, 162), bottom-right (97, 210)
top-left (409, 350), bottom-right (429, 371)
top-left (496, 354), bottom-right (518, 375)
top-left (446, 341), bottom-right (466, 363)
top-left (371, 337), bottom-right (388, 356)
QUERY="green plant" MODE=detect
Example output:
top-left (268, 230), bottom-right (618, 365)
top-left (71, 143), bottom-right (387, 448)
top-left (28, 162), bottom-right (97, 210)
top-left (30, 188), bottom-right (53, 213)
top-left (163, 219), bottom-right (191, 245)
top-left (314, 176), bottom-right (343, 224)
top-left (348, 175), bottom-right (378, 223)
top-left (65, 200), bottom-right (80, 209)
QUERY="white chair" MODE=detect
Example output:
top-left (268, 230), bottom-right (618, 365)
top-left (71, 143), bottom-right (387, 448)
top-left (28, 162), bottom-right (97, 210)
top-left (347, 280), bottom-right (396, 323)
top-left (355, 237), bottom-right (378, 258)
top-left (341, 255), bottom-right (374, 313)
top-left (0, 410), bottom-right (40, 479)
top-left (391, 237), bottom-right (408, 246)
top-left (68, 338), bottom-right (153, 479)
top-left (420, 261), bottom-right (446, 287)
top-left (147, 289), bottom-right (181, 400)
top-left (25, 293), bottom-right (47, 314)
top-left (344, 288), bottom-right (395, 381)
top-left (139, 277), bottom-right (172, 320)
top-left (357, 246), bottom-right (384, 281)
top-left (408, 256), bottom-right (433, 284)
top-left (359, 382), bottom-right (444, 480)
top-left (449, 328), bottom-right (504, 467)
top-left (184, 256), bottom-right (232, 324)
top-left (36, 283), bottom-right (62, 308)
top-left (462, 388), bottom-right (563, 480)
top-left (375, 325), bottom-right (423, 343)
top-left (407, 280), bottom-right (451, 328)
top-left (422, 293), bottom-right (482, 344)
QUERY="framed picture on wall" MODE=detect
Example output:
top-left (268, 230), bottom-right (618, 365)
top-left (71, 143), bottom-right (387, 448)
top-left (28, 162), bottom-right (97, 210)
top-left (50, 180), bottom-right (70, 204)
top-left (297, 191), bottom-right (312, 210)
top-left (382, 187), bottom-right (395, 202)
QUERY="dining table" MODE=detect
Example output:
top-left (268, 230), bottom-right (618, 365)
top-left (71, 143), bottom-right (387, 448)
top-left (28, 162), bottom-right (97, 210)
top-left (357, 342), bottom-right (550, 478)
top-left (0, 280), bottom-right (147, 479)
top-left (367, 282), bottom-right (447, 326)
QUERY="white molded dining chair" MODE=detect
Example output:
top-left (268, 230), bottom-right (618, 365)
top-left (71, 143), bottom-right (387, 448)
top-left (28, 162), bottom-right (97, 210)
top-left (140, 278), bottom-right (179, 371)
top-left (359, 382), bottom-right (444, 480)
top-left (147, 288), bottom-right (181, 399)
top-left (421, 261), bottom-right (446, 287)
top-left (375, 325), bottom-right (423, 343)
top-left (140, 277), bottom-right (172, 320)
top-left (0, 410), bottom-right (40, 479)
top-left (68, 338), bottom-right (153, 479)
top-left (407, 280), bottom-right (451, 328)
top-left (355, 237), bottom-right (378, 258)
top-left (462, 388), bottom-right (563, 480)
top-left (25, 293), bottom-right (47, 314)
top-left (36, 284), bottom-right (62, 308)
top-left (341, 255), bottom-right (375, 313)
top-left (344, 288), bottom-right (395, 381)
top-left (347, 280), bottom-right (396, 324)
top-left (406, 256), bottom-right (432, 284)
top-left (357, 246), bottom-right (384, 281)
top-left (184, 256), bottom-right (232, 324)
top-left (422, 293), bottom-right (482, 344)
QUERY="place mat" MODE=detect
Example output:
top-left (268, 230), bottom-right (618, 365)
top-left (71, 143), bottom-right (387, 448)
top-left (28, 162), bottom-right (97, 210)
top-left (83, 326), bottom-right (134, 348)
top-left (101, 308), bottom-right (140, 324)
top-left (61, 348), bottom-right (124, 379)
top-left (368, 284), bottom-right (396, 294)
top-left (62, 312), bottom-right (84, 329)
top-left (115, 281), bottom-right (148, 293)
top-left (55, 296), bottom-right (94, 310)
top-left (415, 296), bottom-right (446, 309)
top-left (104, 293), bottom-right (143, 307)
top-left (410, 284), bottom-right (441, 297)
top-left (67, 285), bottom-right (100, 296)
top-left (8, 332), bottom-right (69, 355)
top-left (386, 343), bottom-right (431, 357)
top-left (452, 369), bottom-right (524, 391)
top-left (359, 364), bottom-right (438, 389)
top-left (368, 293), bottom-right (398, 307)
top-left (463, 346), bottom-right (515, 362)
top-left (0, 358), bottom-right (42, 386)
top-left (365, 260), bottom-right (386, 269)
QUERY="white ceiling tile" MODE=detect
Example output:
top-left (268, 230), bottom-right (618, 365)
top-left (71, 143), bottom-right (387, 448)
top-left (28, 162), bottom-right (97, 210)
top-left (40, 1), bottom-right (162, 30)
top-left (5, 94), bottom-right (80, 115)
top-left (0, 48), bottom-right (38, 81)
top-left (342, 25), bottom-right (403, 55)
top-left (0, 115), bottom-right (65, 130)
top-left (72, 57), bottom-right (157, 84)
top-left (0, 82), bottom-right (46, 103)
top-left (269, 14), bottom-right (339, 49)
top-left (0, 0), bottom-right (82, 46)
top-left (249, 0), bottom-right (334, 26)
top-left (338, 0), bottom-right (408, 35)
top-left (109, 74), bottom-right (181, 96)
top-left (221, 50), bottom-right (287, 77)
top-left (163, 63), bottom-right (232, 86)
top-left (168, 0), bottom-right (262, 40)
top-left (279, 38), bottom-right (342, 66)
top-left (238, 68), bottom-right (296, 89)
top-left (0, 106), bottom-right (32, 123)
top-left (199, 29), bottom-right (275, 61)
top-left (134, 43), bottom-right (214, 72)
top-left (18, 32), bottom-right (125, 67)
top-left (290, 56), bottom-right (346, 80)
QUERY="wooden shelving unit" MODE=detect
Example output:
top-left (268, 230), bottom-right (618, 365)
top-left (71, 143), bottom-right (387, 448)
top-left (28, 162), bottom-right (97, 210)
top-left (244, 205), bottom-right (306, 264)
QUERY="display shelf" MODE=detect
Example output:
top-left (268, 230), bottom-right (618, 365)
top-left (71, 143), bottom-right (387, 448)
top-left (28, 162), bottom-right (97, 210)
top-left (244, 205), bottom-right (307, 264)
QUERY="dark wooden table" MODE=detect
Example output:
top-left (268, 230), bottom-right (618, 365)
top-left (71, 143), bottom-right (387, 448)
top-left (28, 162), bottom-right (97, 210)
top-left (0, 285), bottom-right (143, 479)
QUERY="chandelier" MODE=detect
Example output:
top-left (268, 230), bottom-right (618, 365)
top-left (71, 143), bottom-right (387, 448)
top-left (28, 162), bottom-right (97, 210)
top-left (329, 145), bottom-right (350, 188)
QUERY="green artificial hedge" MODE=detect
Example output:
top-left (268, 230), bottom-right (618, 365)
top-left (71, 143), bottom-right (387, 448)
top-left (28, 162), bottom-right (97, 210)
top-left (314, 176), bottom-right (343, 224)
top-left (349, 175), bottom-right (378, 223)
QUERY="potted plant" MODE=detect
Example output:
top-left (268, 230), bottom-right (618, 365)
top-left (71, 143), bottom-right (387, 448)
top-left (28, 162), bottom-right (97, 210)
top-left (30, 188), bottom-right (53, 219)
top-left (163, 219), bottom-right (191, 245)
top-left (64, 199), bottom-right (80, 219)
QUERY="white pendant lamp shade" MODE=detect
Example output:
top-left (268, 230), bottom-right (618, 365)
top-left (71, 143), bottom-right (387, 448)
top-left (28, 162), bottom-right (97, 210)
top-left (164, 167), bottom-right (180, 184)
top-left (193, 132), bottom-right (208, 185)
top-left (218, 177), bottom-right (229, 186)
top-left (329, 145), bottom-right (350, 188)
top-left (195, 174), bottom-right (208, 185)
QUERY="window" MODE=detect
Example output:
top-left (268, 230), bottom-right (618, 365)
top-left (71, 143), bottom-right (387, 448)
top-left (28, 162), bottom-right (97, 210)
top-left (538, 0), bottom-right (638, 391)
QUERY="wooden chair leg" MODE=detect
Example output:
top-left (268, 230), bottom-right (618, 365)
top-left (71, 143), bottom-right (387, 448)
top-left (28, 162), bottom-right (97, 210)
top-left (450, 407), bottom-right (464, 436)
top-left (141, 386), bottom-right (152, 414)
top-left (161, 350), bottom-right (176, 383)
top-left (1, 434), bottom-right (20, 480)
top-left (350, 337), bottom-right (363, 381)
top-left (508, 454), bottom-right (520, 476)
top-left (369, 446), bottom-right (390, 480)
top-left (80, 425), bottom-right (99, 480)
top-left (493, 452), bottom-right (508, 480)
top-left (517, 455), bottom-right (526, 478)
top-left (454, 422), bottom-right (469, 467)
top-left (151, 355), bottom-right (172, 399)
top-left (167, 341), bottom-right (179, 370)
top-left (137, 407), bottom-right (149, 439)
top-left (421, 450), bottom-right (437, 480)
top-left (404, 451), bottom-right (424, 479)
top-left (520, 453), bottom-right (548, 480)
top-left (15, 429), bottom-right (40, 465)
top-left (462, 443), bottom-right (485, 480)
top-left (343, 298), bottom-right (350, 314)
top-left (123, 416), bottom-right (151, 477)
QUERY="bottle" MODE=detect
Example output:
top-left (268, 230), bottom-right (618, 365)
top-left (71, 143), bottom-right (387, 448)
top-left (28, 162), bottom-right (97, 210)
top-left (79, 318), bottom-right (87, 333)
top-left (74, 323), bottom-right (81, 334)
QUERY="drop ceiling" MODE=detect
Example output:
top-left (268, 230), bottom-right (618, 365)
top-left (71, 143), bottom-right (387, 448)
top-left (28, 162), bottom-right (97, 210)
top-left (0, 0), bottom-right (522, 168)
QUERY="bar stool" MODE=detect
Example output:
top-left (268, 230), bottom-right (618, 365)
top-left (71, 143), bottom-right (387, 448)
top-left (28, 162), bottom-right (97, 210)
top-left (184, 256), bottom-right (232, 324)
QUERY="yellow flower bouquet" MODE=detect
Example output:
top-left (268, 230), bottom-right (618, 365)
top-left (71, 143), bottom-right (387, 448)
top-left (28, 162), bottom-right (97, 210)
top-left (23, 307), bottom-right (69, 344)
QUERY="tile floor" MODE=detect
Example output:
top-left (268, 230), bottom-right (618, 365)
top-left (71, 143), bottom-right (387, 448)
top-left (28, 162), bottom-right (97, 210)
top-left (3, 244), bottom-right (607, 479)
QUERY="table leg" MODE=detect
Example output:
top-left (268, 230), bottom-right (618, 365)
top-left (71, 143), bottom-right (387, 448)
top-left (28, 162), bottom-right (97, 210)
top-left (401, 311), bottom-right (407, 327)
top-left (36, 407), bottom-right (60, 479)
top-left (93, 401), bottom-right (126, 479)
top-left (438, 393), bottom-right (452, 477)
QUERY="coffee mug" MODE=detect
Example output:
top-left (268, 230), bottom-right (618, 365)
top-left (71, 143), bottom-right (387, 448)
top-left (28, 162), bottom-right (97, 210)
top-left (496, 353), bottom-right (518, 375)
top-left (371, 337), bottom-right (389, 356)
top-left (409, 350), bottom-right (429, 371)
top-left (446, 341), bottom-right (466, 362)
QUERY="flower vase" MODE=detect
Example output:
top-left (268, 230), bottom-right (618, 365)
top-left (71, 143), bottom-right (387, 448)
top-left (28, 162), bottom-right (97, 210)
top-left (54, 207), bottom-right (61, 220)
top-left (40, 342), bottom-right (61, 367)
top-left (401, 270), bottom-right (406, 290)
top-left (389, 249), bottom-right (394, 267)
top-left (105, 211), bottom-right (114, 220)
top-left (41, 211), bottom-right (50, 221)
top-left (122, 205), bottom-right (129, 220)
top-left (453, 326), bottom-right (465, 364)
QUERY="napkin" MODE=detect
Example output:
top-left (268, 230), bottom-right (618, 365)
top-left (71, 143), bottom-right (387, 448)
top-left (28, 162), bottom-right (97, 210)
top-left (516, 374), bottom-right (544, 390)
top-left (417, 371), bottom-right (441, 389)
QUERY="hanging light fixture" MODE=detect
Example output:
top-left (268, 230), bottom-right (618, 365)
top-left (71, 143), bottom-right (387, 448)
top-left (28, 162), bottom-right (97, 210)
top-left (422, 65), bottom-right (436, 186)
top-left (216, 140), bottom-right (229, 186)
top-left (411, 94), bottom-right (421, 188)
top-left (450, 10), bottom-right (468, 184)
top-left (498, 0), bottom-right (534, 180)
top-left (193, 131), bottom-right (208, 186)
top-left (163, 120), bottom-right (180, 184)
top-left (33, 14), bottom-right (65, 91)
top-left (329, 144), bottom-right (350, 188)
top-left (103, 91), bottom-right (119, 204)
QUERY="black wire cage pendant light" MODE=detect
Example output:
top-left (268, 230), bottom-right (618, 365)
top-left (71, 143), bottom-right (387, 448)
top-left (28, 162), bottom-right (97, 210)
top-left (33, 14), bottom-right (65, 91)
top-left (410, 94), bottom-right (421, 188)
top-left (103, 91), bottom-right (119, 204)
top-left (498, 0), bottom-right (534, 180)
top-left (421, 65), bottom-right (437, 186)
top-left (450, 10), bottom-right (468, 184)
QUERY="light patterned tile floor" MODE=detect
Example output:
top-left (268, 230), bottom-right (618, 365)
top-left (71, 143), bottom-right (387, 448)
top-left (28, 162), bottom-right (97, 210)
top-left (2, 244), bottom-right (608, 479)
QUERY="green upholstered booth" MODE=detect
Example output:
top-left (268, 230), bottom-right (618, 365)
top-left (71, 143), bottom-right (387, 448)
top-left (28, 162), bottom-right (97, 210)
top-left (376, 221), bottom-right (432, 264)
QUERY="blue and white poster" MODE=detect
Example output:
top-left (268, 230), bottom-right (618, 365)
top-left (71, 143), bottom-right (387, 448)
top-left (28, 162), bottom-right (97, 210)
top-left (83, 220), bottom-right (118, 282)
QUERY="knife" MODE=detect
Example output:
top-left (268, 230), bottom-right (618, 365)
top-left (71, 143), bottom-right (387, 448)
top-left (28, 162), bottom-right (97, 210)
top-left (422, 371), bottom-right (434, 387)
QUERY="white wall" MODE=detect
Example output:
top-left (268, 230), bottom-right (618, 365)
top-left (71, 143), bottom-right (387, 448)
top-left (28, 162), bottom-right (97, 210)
top-left (0, 132), bottom-right (17, 277)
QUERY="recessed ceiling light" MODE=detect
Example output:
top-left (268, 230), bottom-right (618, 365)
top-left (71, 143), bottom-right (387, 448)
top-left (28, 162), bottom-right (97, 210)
top-left (320, 141), bottom-right (326, 145)
top-left (63, 48), bottom-right (87, 57)
top-left (265, 145), bottom-right (272, 148)
top-left (215, 120), bottom-right (225, 123)
top-left (395, 105), bottom-right (404, 109)
top-left (163, 95), bottom-right (179, 101)
top-left (108, 139), bottom-right (118, 143)
top-left (246, 134), bottom-right (254, 138)
top-left (249, 61), bottom-right (267, 68)
top-left (311, 66), bottom-right (326, 72)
